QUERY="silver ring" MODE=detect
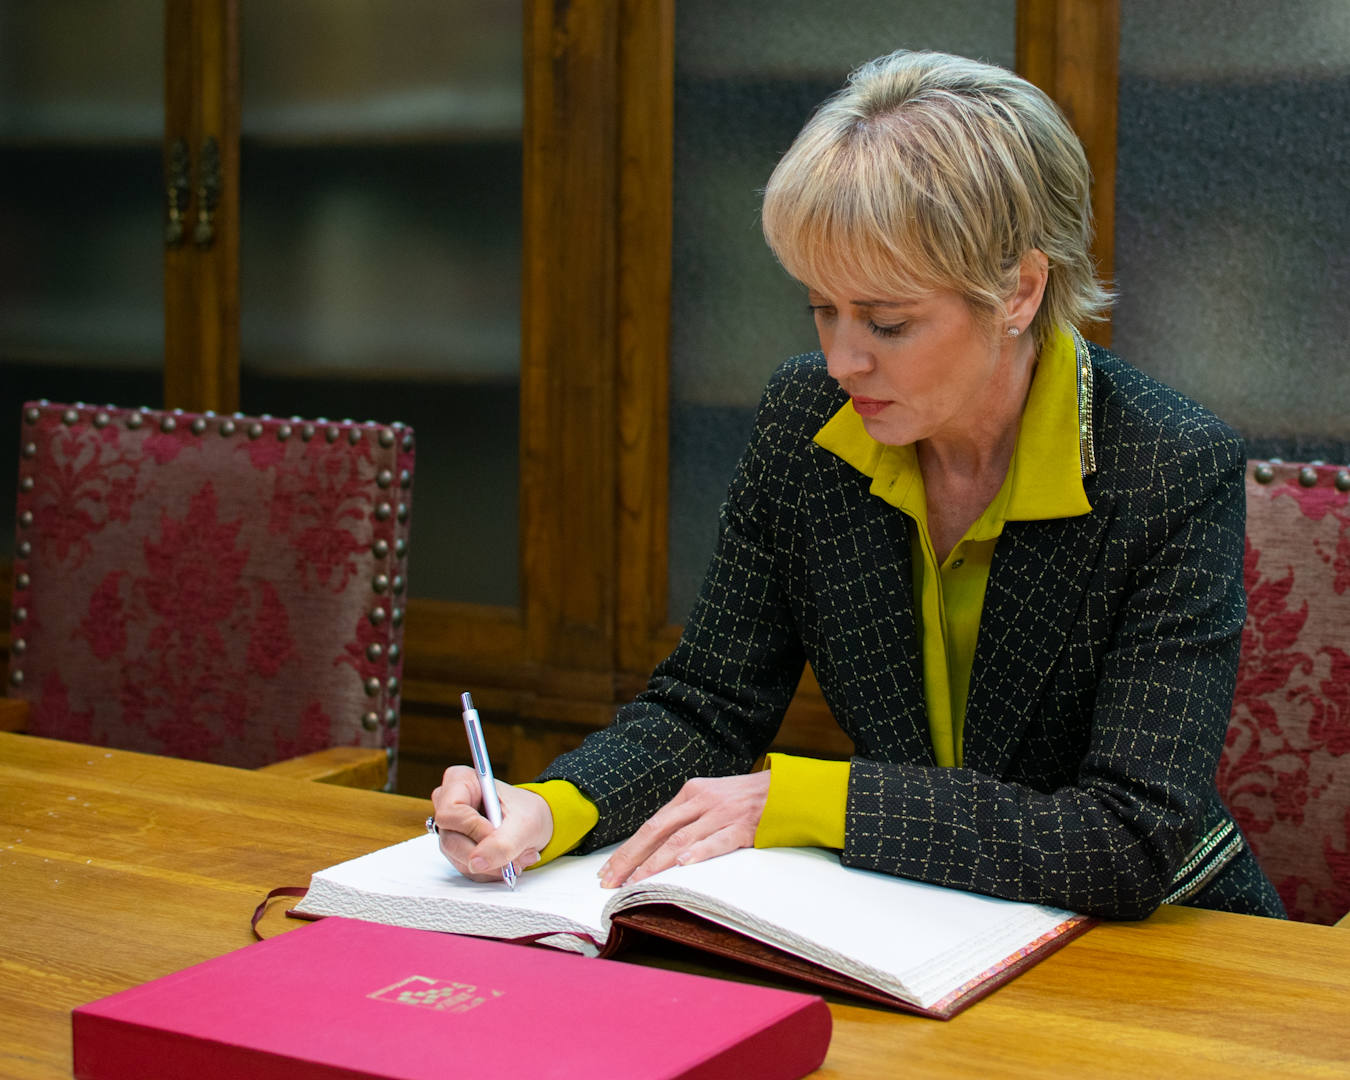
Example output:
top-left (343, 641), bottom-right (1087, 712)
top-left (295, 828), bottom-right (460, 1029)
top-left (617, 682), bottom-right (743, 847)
top-left (425, 815), bottom-right (438, 835)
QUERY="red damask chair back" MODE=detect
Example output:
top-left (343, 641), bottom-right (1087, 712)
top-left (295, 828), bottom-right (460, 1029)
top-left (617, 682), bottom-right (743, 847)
top-left (6, 402), bottom-right (413, 782)
top-left (1221, 460), bottom-right (1350, 924)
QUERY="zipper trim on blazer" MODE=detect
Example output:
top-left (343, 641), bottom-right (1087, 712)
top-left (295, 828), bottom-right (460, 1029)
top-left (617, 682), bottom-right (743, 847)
top-left (1162, 819), bottom-right (1244, 906)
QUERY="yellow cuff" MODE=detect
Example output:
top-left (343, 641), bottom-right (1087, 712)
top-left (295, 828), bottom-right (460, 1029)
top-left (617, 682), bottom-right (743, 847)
top-left (517, 780), bottom-right (599, 867)
top-left (752, 753), bottom-right (849, 850)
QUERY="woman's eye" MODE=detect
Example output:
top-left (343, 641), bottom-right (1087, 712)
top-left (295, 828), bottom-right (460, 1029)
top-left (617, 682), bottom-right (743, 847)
top-left (868, 320), bottom-right (906, 339)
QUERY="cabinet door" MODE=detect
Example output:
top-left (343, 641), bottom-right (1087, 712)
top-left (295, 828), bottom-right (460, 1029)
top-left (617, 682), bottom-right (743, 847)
top-left (664, 1), bottom-right (1022, 627)
top-left (235, 0), bottom-right (523, 607)
top-left (1113, 0), bottom-right (1350, 462)
top-left (0, 1), bottom-right (166, 562)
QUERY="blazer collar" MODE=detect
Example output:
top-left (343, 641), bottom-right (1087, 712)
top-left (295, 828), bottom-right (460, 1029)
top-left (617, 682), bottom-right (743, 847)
top-left (961, 335), bottom-right (1110, 776)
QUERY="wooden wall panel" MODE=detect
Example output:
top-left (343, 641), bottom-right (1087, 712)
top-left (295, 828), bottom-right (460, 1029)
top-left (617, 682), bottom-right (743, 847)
top-left (1017, 0), bottom-right (1120, 347)
top-left (520, 0), bottom-right (621, 673)
top-left (163, 0), bottom-right (239, 412)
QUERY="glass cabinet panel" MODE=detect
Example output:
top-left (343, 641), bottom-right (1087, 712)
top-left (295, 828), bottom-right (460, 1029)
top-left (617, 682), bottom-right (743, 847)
top-left (667, 0), bottom-right (1017, 620)
top-left (1115, 0), bottom-right (1350, 461)
top-left (237, 0), bottom-right (522, 605)
top-left (0, 1), bottom-right (165, 560)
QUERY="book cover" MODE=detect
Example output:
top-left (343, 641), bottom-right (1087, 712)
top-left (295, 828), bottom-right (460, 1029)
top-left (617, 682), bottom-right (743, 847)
top-left (73, 917), bottom-right (831, 1080)
top-left (292, 837), bottom-right (1093, 1019)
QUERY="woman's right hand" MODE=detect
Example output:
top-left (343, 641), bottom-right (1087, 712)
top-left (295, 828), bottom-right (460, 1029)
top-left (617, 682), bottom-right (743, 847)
top-left (429, 765), bottom-right (554, 881)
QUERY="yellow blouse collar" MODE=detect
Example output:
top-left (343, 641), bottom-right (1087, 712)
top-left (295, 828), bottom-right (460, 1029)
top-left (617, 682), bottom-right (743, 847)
top-left (812, 327), bottom-right (1092, 525)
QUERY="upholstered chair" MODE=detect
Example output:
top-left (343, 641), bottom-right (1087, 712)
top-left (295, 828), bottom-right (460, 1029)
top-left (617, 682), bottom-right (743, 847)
top-left (1221, 460), bottom-right (1350, 924)
top-left (6, 402), bottom-right (413, 789)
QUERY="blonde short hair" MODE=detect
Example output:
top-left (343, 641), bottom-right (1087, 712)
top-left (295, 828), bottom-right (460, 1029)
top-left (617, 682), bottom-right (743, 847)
top-left (761, 50), bottom-right (1112, 347)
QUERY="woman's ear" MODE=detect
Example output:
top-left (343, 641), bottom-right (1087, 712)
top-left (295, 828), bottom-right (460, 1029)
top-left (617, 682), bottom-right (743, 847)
top-left (1006, 249), bottom-right (1049, 329)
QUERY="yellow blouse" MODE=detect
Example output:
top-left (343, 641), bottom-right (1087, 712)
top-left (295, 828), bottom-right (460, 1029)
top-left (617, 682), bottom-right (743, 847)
top-left (526, 328), bottom-right (1091, 861)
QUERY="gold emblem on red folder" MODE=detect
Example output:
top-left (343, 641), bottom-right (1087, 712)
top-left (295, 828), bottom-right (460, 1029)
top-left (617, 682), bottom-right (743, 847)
top-left (368, 976), bottom-right (505, 1014)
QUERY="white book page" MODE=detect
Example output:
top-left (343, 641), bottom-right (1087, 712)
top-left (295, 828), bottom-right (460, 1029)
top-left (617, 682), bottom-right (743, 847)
top-left (297, 838), bottom-right (1077, 1008)
top-left (295, 834), bottom-right (618, 955)
top-left (606, 846), bottom-right (1075, 1008)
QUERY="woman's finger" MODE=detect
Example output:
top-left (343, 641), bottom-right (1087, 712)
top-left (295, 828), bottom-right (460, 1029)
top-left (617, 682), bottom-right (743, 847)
top-left (598, 791), bottom-right (704, 887)
top-left (629, 822), bottom-right (755, 884)
top-left (599, 772), bottom-right (770, 887)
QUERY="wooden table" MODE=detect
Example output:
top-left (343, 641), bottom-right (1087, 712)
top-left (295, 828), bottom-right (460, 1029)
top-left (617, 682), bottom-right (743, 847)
top-left (3, 732), bottom-right (1348, 1079)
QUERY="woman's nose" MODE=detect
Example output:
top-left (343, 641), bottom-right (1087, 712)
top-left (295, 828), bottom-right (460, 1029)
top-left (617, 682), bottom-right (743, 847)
top-left (823, 328), bottom-right (873, 382)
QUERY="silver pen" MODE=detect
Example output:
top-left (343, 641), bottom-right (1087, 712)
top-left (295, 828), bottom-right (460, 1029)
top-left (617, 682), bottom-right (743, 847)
top-left (461, 692), bottom-right (516, 890)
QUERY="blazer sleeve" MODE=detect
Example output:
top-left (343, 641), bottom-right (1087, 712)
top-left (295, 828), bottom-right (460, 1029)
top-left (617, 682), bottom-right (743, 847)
top-left (535, 360), bottom-right (815, 851)
top-left (843, 423), bottom-right (1249, 919)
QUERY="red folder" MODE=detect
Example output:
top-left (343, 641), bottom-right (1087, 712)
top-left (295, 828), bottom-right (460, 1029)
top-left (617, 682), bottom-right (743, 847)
top-left (72, 917), bottom-right (831, 1080)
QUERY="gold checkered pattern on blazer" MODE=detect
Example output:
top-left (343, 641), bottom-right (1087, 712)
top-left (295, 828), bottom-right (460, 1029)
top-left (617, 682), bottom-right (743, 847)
top-left (539, 342), bottom-right (1284, 920)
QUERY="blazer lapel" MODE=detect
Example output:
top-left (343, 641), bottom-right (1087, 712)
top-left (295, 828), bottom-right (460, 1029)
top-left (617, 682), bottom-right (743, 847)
top-left (808, 465), bottom-right (933, 766)
top-left (962, 495), bottom-right (1115, 775)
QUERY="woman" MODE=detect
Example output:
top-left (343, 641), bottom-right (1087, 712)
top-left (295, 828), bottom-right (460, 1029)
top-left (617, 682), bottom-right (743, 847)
top-left (431, 50), bottom-right (1284, 920)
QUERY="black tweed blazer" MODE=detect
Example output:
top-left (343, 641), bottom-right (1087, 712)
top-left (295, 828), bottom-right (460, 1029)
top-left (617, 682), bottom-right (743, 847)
top-left (540, 340), bottom-right (1284, 920)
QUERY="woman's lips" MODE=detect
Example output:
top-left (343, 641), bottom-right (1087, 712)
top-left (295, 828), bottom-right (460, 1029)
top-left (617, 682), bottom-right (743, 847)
top-left (850, 396), bottom-right (888, 418)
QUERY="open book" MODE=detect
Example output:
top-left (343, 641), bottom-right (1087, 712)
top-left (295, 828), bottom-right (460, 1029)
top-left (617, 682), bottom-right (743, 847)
top-left (293, 835), bottom-right (1091, 1019)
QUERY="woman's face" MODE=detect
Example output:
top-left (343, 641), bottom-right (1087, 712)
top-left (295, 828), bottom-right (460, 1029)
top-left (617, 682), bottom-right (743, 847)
top-left (807, 280), bottom-right (1007, 448)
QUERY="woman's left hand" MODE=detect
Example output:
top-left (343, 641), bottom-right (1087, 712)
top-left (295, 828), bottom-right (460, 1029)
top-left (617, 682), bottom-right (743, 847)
top-left (598, 771), bottom-right (771, 888)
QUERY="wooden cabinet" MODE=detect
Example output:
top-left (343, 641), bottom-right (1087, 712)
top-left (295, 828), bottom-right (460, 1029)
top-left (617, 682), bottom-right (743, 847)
top-left (0, 1), bottom-right (1120, 794)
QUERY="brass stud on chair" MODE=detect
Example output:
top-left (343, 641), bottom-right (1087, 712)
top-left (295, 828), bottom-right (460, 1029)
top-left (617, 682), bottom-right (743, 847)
top-left (1337, 470), bottom-right (1350, 492)
top-left (8, 670), bottom-right (22, 688)
top-left (15, 573), bottom-right (29, 590)
top-left (62, 408), bottom-right (78, 425)
top-left (361, 711), bottom-right (380, 732)
top-left (372, 539), bottom-right (390, 558)
top-left (20, 476), bottom-right (33, 493)
top-left (394, 538), bottom-right (406, 558)
top-left (301, 423), bottom-right (316, 442)
top-left (326, 426), bottom-right (341, 443)
top-left (348, 428), bottom-right (363, 446)
top-left (18, 510), bottom-right (33, 528)
top-left (379, 428), bottom-right (395, 448)
top-left (1299, 466), bottom-right (1318, 488)
top-left (385, 708), bottom-right (398, 728)
top-left (369, 606), bottom-right (387, 626)
top-left (94, 411), bottom-right (111, 429)
top-left (160, 416), bottom-right (177, 433)
top-left (11, 638), bottom-right (25, 657)
top-left (220, 419), bottom-right (236, 437)
top-left (372, 574), bottom-right (390, 594)
top-left (1253, 463), bottom-right (1275, 484)
top-left (13, 607), bottom-right (26, 623)
top-left (17, 540), bottom-right (31, 558)
top-left (23, 406), bottom-right (40, 424)
top-left (375, 503), bottom-right (392, 522)
top-left (126, 412), bottom-right (143, 430)
top-left (247, 422), bottom-right (264, 440)
top-left (376, 469), bottom-right (393, 489)
top-left (191, 417), bottom-right (207, 435)
top-left (365, 643), bottom-right (384, 663)
top-left (276, 424), bottom-right (292, 441)
top-left (22, 442), bottom-right (36, 458)
top-left (364, 677), bottom-right (381, 697)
